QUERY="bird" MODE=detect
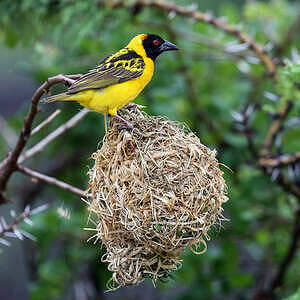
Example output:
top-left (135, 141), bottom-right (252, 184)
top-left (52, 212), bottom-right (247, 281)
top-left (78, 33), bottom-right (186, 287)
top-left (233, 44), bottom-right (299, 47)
top-left (43, 34), bottom-right (179, 130)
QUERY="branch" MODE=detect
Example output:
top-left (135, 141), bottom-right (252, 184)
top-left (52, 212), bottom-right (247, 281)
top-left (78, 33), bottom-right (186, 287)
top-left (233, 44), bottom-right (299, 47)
top-left (18, 108), bottom-right (89, 163)
top-left (259, 152), bottom-right (300, 168)
top-left (0, 74), bottom-right (82, 204)
top-left (246, 100), bottom-right (300, 294)
top-left (99, 0), bottom-right (276, 76)
top-left (0, 204), bottom-right (48, 241)
top-left (30, 109), bottom-right (61, 136)
top-left (19, 150), bottom-right (87, 208)
top-left (17, 165), bottom-right (88, 198)
top-left (260, 100), bottom-right (293, 157)
top-left (236, 98), bottom-right (300, 205)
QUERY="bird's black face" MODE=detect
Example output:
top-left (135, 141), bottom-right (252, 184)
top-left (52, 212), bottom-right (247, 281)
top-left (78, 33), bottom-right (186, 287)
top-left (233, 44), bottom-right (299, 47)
top-left (142, 34), bottom-right (179, 61)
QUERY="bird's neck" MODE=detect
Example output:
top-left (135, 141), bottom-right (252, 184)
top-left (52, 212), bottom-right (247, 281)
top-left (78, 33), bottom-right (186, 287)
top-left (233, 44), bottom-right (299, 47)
top-left (126, 39), bottom-right (147, 59)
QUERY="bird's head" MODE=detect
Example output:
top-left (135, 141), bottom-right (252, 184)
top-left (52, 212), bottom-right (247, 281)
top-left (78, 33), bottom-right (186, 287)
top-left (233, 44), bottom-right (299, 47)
top-left (127, 34), bottom-right (179, 61)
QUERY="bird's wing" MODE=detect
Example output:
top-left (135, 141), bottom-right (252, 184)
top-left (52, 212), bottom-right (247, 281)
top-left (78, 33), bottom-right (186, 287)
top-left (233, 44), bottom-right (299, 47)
top-left (67, 48), bottom-right (145, 94)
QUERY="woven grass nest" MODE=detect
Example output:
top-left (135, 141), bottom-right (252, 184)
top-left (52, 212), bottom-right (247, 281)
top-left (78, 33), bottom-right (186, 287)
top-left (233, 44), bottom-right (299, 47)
top-left (87, 105), bottom-right (228, 289)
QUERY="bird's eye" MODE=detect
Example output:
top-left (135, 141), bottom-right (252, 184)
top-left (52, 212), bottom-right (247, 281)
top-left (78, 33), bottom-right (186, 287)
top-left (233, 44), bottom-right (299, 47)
top-left (153, 39), bottom-right (160, 46)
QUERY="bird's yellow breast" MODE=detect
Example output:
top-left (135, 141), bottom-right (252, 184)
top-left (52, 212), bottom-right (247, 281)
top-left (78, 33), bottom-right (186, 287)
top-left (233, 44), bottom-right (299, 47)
top-left (75, 56), bottom-right (154, 116)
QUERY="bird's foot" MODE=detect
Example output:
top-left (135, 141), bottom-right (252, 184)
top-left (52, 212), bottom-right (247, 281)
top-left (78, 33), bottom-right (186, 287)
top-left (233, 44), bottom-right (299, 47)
top-left (113, 115), bottom-right (133, 131)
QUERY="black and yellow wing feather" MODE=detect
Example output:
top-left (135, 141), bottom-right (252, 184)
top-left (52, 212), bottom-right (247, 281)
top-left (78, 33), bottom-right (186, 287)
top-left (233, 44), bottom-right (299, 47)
top-left (67, 48), bottom-right (145, 94)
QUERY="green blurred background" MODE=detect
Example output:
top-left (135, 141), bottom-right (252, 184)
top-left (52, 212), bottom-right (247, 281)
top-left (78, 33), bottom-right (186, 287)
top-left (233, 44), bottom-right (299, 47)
top-left (0, 0), bottom-right (300, 299)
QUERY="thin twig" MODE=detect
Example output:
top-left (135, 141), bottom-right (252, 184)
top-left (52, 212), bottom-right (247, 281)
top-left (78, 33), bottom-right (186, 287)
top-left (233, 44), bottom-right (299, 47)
top-left (237, 96), bottom-right (300, 298)
top-left (17, 165), bottom-right (87, 198)
top-left (0, 74), bottom-right (82, 204)
top-left (239, 99), bottom-right (300, 198)
top-left (99, 0), bottom-right (276, 75)
top-left (0, 212), bottom-right (31, 239)
top-left (31, 109), bottom-right (61, 136)
top-left (260, 100), bottom-right (293, 157)
top-left (18, 108), bottom-right (89, 163)
top-left (259, 152), bottom-right (300, 168)
top-left (0, 204), bottom-right (48, 239)
top-left (19, 150), bottom-right (86, 208)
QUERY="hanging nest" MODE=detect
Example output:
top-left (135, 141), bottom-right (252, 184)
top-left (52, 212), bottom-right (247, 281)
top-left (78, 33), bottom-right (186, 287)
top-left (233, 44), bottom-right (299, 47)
top-left (86, 105), bottom-right (228, 289)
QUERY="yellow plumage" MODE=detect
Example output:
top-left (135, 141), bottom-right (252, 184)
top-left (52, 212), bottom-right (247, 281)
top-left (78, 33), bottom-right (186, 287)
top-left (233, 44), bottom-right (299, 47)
top-left (43, 34), bottom-right (178, 123)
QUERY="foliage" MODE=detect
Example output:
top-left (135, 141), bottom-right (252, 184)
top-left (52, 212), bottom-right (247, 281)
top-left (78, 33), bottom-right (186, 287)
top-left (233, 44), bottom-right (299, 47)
top-left (278, 61), bottom-right (300, 102)
top-left (284, 287), bottom-right (300, 300)
top-left (0, 0), bottom-right (300, 299)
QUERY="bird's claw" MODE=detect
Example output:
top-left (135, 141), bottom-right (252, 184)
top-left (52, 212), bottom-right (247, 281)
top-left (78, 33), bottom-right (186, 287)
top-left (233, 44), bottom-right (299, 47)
top-left (113, 115), bottom-right (133, 132)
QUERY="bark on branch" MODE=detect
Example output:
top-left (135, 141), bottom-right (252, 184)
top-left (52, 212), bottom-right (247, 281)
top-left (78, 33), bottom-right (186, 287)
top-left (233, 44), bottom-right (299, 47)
top-left (260, 100), bottom-right (293, 158)
top-left (17, 165), bottom-right (88, 198)
top-left (99, 0), bottom-right (277, 76)
top-left (0, 74), bottom-right (82, 204)
top-left (259, 152), bottom-right (300, 168)
top-left (18, 108), bottom-right (89, 163)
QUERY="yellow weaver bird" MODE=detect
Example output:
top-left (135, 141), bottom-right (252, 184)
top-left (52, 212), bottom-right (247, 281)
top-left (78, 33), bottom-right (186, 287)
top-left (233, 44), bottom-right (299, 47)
top-left (43, 34), bottom-right (178, 129)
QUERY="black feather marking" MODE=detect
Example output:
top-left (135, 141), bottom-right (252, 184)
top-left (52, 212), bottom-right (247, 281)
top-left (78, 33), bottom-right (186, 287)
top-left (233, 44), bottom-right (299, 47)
top-left (109, 51), bottom-right (142, 63)
top-left (66, 49), bottom-right (145, 94)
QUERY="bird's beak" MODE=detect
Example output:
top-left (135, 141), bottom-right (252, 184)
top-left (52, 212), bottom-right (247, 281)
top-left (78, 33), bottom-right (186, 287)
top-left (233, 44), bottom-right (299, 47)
top-left (159, 40), bottom-right (179, 52)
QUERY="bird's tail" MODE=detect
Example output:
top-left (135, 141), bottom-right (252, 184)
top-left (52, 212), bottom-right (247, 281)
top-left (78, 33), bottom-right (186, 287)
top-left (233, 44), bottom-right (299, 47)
top-left (42, 92), bottom-right (73, 103)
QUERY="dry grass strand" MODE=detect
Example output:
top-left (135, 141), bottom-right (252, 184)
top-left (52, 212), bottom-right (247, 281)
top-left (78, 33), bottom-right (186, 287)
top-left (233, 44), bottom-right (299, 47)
top-left (87, 106), bottom-right (228, 289)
